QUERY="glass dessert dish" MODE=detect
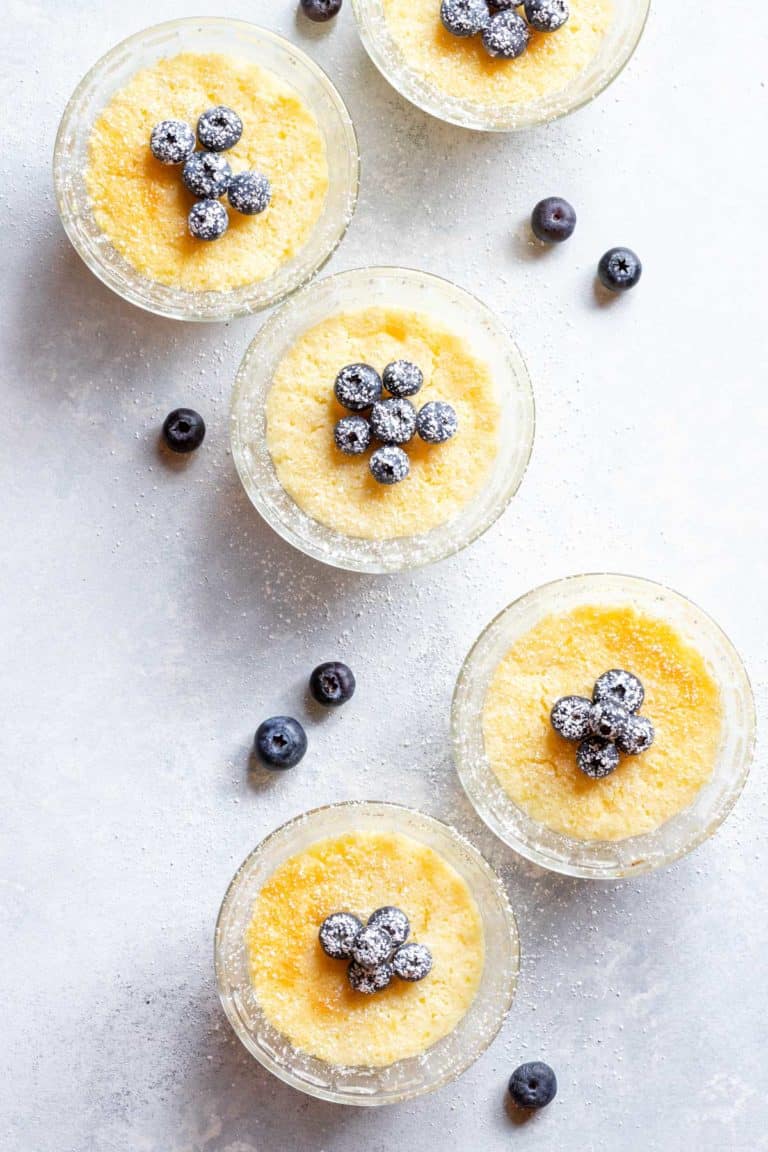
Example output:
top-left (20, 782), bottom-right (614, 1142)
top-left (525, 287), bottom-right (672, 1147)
top-left (452, 574), bottom-right (755, 879)
top-left (215, 801), bottom-right (519, 1105)
top-left (351, 0), bottom-right (651, 132)
top-left (53, 18), bottom-right (359, 321)
top-left (230, 265), bottom-right (534, 573)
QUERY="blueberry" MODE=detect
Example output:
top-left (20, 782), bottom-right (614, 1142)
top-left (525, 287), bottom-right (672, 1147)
top-left (524, 0), bottom-right (569, 32)
top-left (531, 196), bottom-right (577, 244)
top-left (616, 713), bottom-right (655, 755)
top-left (482, 10), bottom-right (530, 58)
top-left (150, 119), bottom-right (196, 165)
top-left (334, 415), bottom-right (371, 456)
top-left (319, 912), bottom-right (363, 960)
top-left (440, 0), bottom-right (489, 38)
top-left (228, 172), bottom-right (271, 216)
top-left (577, 735), bottom-right (620, 779)
top-left (589, 699), bottom-right (631, 743)
top-left (488, 0), bottom-right (518, 8)
top-left (550, 695), bottom-right (592, 742)
top-left (367, 907), bottom-right (410, 949)
top-left (300, 0), bottom-right (343, 21)
top-left (162, 408), bottom-right (206, 453)
top-left (347, 960), bottom-right (393, 994)
top-left (254, 716), bottom-right (307, 770)
top-left (593, 670), bottom-right (644, 714)
top-left (597, 247), bottom-right (642, 292)
top-left (351, 925), bottom-right (394, 970)
top-left (188, 199), bottom-right (229, 241)
top-left (310, 661), bottom-right (356, 707)
top-left (382, 360), bottom-right (423, 399)
top-left (416, 401), bottom-right (458, 444)
top-left (370, 398), bottom-right (417, 445)
top-left (182, 152), bottom-right (232, 199)
top-left (334, 364), bottom-right (382, 411)
top-left (197, 106), bottom-right (243, 152)
top-left (508, 1062), bottom-right (558, 1110)
top-left (392, 943), bottom-right (433, 982)
top-left (369, 445), bottom-right (410, 485)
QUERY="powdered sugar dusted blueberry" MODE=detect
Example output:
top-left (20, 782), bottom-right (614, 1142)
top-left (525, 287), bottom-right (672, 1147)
top-left (616, 713), bottom-right (655, 755)
top-left (369, 445), bottom-right (410, 485)
top-left (392, 943), bottom-right (433, 982)
top-left (593, 670), bottom-right (645, 714)
top-left (334, 415), bottom-right (371, 455)
top-left (368, 907), bottom-right (410, 949)
top-left (347, 960), bottom-right (393, 994)
top-left (150, 119), bottom-right (195, 165)
top-left (351, 925), bottom-right (394, 970)
top-left (577, 736), bottom-right (620, 779)
top-left (228, 171), bottom-right (271, 216)
top-left (524, 0), bottom-right (569, 32)
top-left (334, 364), bottom-right (383, 411)
top-left (182, 151), bottom-right (232, 199)
top-left (188, 199), bottom-right (228, 241)
top-left (550, 696), bottom-right (592, 742)
top-left (382, 360), bottom-right (424, 398)
top-left (197, 106), bottom-right (243, 152)
top-left (370, 398), bottom-right (417, 445)
top-left (482, 10), bottom-right (530, 58)
top-left (416, 401), bottom-right (458, 444)
top-left (318, 912), bottom-right (364, 960)
top-left (589, 699), bottom-right (631, 743)
top-left (440, 0), bottom-right (489, 37)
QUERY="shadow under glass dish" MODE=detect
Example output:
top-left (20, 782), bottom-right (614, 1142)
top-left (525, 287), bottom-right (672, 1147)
top-left (214, 802), bottom-right (519, 1105)
top-left (351, 0), bottom-right (651, 131)
top-left (452, 574), bottom-right (756, 879)
top-left (230, 265), bottom-right (535, 573)
top-left (53, 18), bottom-right (359, 321)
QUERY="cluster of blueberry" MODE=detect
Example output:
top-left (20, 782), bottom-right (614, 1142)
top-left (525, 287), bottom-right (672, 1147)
top-left (254, 661), bottom-right (356, 770)
top-left (441, 0), bottom-right (569, 60)
top-left (333, 360), bottom-right (458, 485)
top-left (551, 669), bottom-right (655, 779)
top-left (149, 106), bottom-right (271, 241)
top-left (319, 906), bottom-right (433, 994)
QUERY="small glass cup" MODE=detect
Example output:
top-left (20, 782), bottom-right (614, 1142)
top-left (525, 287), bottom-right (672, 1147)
top-left (215, 801), bottom-right (519, 1105)
top-left (452, 574), bottom-right (756, 879)
top-left (230, 265), bottom-right (535, 572)
top-left (53, 18), bottom-right (359, 321)
top-left (351, 0), bottom-right (651, 132)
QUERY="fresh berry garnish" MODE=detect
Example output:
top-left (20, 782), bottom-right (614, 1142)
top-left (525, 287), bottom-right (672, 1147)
top-left (197, 106), bottom-right (243, 152)
top-left (597, 247), bottom-right (642, 292)
top-left (416, 401), bottom-right (458, 444)
top-left (531, 196), bottom-right (577, 244)
top-left (370, 397), bottom-right (417, 445)
top-left (369, 445), bottom-right (410, 485)
top-left (150, 119), bottom-right (196, 165)
top-left (334, 415), bottom-right (371, 456)
top-left (508, 1062), bottom-right (558, 1110)
top-left (392, 942), bottom-right (433, 982)
top-left (616, 713), bottom-right (655, 755)
top-left (334, 363), bottom-right (383, 411)
top-left (162, 408), bottom-right (206, 453)
top-left (524, 0), bottom-right (569, 32)
top-left (577, 735), bottom-right (619, 779)
top-left (182, 152), bottom-right (232, 199)
top-left (188, 199), bottom-right (229, 241)
top-left (440, 0), bottom-right (490, 37)
top-left (382, 360), bottom-right (424, 398)
top-left (309, 661), bottom-right (356, 707)
top-left (593, 669), bottom-right (644, 714)
top-left (347, 960), bottom-right (393, 994)
top-left (351, 925), bottom-right (394, 970)
top-left (319, 912), bottom-right (363, 960)
top-left (550, 695), bottom-right (592, 742)
top-left (228, 171), bottom-right (271, 216)
top-left (254, 716), bottom-right (307, 770)
top-left (300, 0), bottom-right (343, 21)
top-left (368, 907), bottom-right (410, 949)
top-left (589, 699), bottom-right (631, 743)
top-left (482, 10), bottom-right (530, 58)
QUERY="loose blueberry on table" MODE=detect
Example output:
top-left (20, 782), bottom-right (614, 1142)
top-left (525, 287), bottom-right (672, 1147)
top-left (254, 716), bottom-right (308, 769)
top-left (318, 905), bottom-right (433, 994)
top-left (300, 0), bottom-right (344, 21)
top-left (508, 1061), bottom-right (558, 1110)
top-left (531, 196), bottom-right (577, 244)
top-left (441, 0), bottom-right (569, 60)
top-left (162, 408), bottom-right (206, 453)
top-left (550, 669), bottom-right (655, 779)
top-left (309, 661), bottom-right (356, 707)
top-left (598, 247), bottom-right (642, 292)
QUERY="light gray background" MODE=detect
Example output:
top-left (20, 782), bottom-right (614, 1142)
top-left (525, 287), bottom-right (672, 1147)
top-left (3, 2), bottom-right (767, 1150)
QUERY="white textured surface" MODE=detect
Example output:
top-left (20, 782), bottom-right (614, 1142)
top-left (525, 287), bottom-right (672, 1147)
top-left (2, 2), bottom-right (767, 1150)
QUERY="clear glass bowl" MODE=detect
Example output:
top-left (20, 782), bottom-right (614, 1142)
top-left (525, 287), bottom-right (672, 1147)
top-left (452, 574), bottom-right (756, 879)
top-left (215, 801), bottom-right (519, 1105)
top-left (351, 0), bottom-right (651, 132)
top-left (230, 265), bottom-right (535, 572)
top-left (53, 18), bottom-right (359, 321)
